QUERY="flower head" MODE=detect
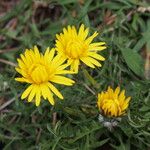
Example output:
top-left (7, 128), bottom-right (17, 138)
top-left (55, 24), bottom-right (106, 73)
top-left (97, 86), bottom-right (131, 117)
top-left (15, 46), bottom-right (74, 106)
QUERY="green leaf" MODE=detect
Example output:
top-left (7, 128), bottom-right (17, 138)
top-left (133, 38), bottom-right (146, 52)
top-left (90, 138), bottom-right (109, 149)
top-left (30, 23), bottom-right (40, 38)
top-left (144, 112), bottom-right (150, 118)
top-left (82, 68), bottom-right (97, 86)
top-left (139, 105), bottom-right (150, 112)
top-left (57, 0), bottom-right (77, 5)
top-left (68, 125), bottom-right (102, 143)
top-left (5, 29), bottom-right (18, 39)
top-left (121, 48), bottom-right (144, 76)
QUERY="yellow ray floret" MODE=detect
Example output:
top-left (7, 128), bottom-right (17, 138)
top-left (97, 86), bottom-right (131, 117)
top-left (55, 24), bottom-right (106, 73)
top-left (15, 46), bottom-right (75, 106)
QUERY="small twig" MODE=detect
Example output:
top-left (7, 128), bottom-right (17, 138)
top-left (0, 47), bottom-right (17, 54)
top-left (8, 115), bottom-right (17, 124)
top-left (31, 114), bottom-right (37, 123)
top-left (82, 83), bottom-right (96, 95)
top-left (145, 50), bottom-right (150, 80)
top-left (102, 10), bottom-right (135, 34)
top-left (36, 128), bottom-right (42, 144)
top-left (0, 109), bottom-right (13, 113)
top-left (0, 58), bottom-right (16, 67)
top-left (52, 112), bottom-right (57, 127)
top-left (137, 6), bottom-right (150, 13)
top-left (0, 97), bottom-right (15, 111)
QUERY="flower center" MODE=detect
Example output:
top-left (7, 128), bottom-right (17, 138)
top-left (65, 40), bottom-right (87, 59)
top-left (29, 63), bottom-right (49, 84)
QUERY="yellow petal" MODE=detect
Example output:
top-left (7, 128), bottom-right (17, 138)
top-left (86, 57), bottom-right (102, 67)
top-left (126, 96), bottom-right (131, 103)
top-left (89, 42), bottom-right (106, 47)
top-left (47, 92), bottom-right (55, 105)
top-left (35, 85), bottom-right (41, 106)
top-left (55, 70), bottom-right (75, 75)
top-left (63, 27), bottom-right (68, 35)
top-left (15, 68), bottom-right (28, 78)
top-left (67, 59), bottom-right (74, 66)
top-left (78, 24), bottom-right (85, 38)
top-left (80, 57), bottom-right (95, 68)
top-left (40, 83), bottom-right (51, 99)
top-left (85, 32), bottom-right (98, 45)
top-left (17, 59), bottom-right (25, 69)
top-left (78, 25), bottom-right (89, 40)
top-left (71, 59), bottom-right (80, 73)
top-left (52, 54), bottom-right (66, 67)
top-left (15, 77), bottom-right (31, 83)
top-left (88, 52), bottom-right (105, 61)
top-left (114, 87), bottom-right (120, 96)
top-left (57, 63), bottom-right (69, 71)
top-left (119, 90), bottom-right (125, 101)
top-left (44, 47), bottom-right (51, 62)
top-left (50, 75), bottom-right (75, 86)
top-left (28, 85), bottom-right (36, 102)
top-left (47, 48), bottom-right (55, 62)
top-left (20, 54), bottom-right (27, 64)
top-left (72, 26), bottom-right (78, 38)
top-left (34, 46), bottom-right (41, 60)
top-left (89, 46), bottom-right (107, 51)
top-left (47, 82), bottom-right (63, 99)
top-left (21, 84), bottom-right (34, 99)
top-left (67, 25), bottom-right (72, 33)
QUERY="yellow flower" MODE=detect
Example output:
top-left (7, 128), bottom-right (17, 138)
top-left (97, 86), bottom-right (131, 117)
top-left (15, 46), bottom-right (75, 106)
top-left (55, 24), bottom-right (106, 73)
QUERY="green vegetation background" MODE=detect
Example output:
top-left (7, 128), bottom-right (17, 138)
top-left (0, 0), bottom-right (150, 149)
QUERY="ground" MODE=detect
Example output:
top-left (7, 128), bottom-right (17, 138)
top-left (0, 0), bottom-right (150, 149)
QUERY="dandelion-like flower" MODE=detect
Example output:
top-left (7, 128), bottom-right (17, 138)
top-left (97, 86), bottom-right (131, 117)
top-left (55, 24), bottom-right (106, 73)
top-left (15, 46), bottom-right (75, 106)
